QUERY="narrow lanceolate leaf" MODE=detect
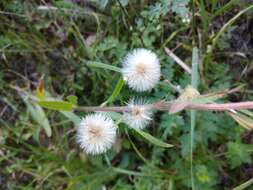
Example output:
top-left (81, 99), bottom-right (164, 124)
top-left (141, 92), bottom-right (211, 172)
top-left (84, 60), bottom-right (122, 73)
top-left (38, 100), bottom-right (75, 111)
top-left (191, 92), bottom-right (225, 104)
top-left (106, 77), bottom-right (125, 104)
top-left (133, 128), bottom-right (174, 148)
top-left (239, 110), bottom-right (253, 118)
top-left (61, 111), bottom-right (81, 125)
top-left (228, 112), bottom-right (253, 130)
top-left (25, 101), bottom-right (52, 137)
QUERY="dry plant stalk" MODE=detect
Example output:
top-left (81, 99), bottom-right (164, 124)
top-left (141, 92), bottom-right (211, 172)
top-left (75, 101), bottom-right (253, 112)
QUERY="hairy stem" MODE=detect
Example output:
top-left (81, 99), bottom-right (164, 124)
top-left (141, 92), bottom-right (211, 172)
top-left (75, 101), bottom-right (253, 112)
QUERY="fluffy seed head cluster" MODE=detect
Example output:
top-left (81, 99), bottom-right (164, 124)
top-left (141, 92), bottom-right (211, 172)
top-left (122, 48), bottom-right (161, 92)
top-left (76, 48), bottom-right (161, 155)
top-left (124, 98), bottom-right (153, 130)
top-left (77, 113), bottom-right (117, 155)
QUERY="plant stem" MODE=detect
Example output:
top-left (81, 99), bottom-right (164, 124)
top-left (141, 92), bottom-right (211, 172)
top-left (164, 47), bottom-right (192, 74)
top-left (75, 101), bottom-right (253, 112)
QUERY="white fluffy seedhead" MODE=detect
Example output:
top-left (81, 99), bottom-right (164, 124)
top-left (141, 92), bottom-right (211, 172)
top-left (77, 113), bottom-right (117, 155)
top-left (122, 48), bottom-right (161, 92)
top-left (124, 98), bottom-right (153, 130)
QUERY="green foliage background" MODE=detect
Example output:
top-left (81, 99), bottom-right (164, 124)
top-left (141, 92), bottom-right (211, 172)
top-left (0, 0), bottom-right (253, 189)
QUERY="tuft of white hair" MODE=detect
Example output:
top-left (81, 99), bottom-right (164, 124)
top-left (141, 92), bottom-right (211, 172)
top-left (77, 113), bottom-right (117, 155)
top-left (124, 98), bottom-right (153, 130)
top-left (122, 48), bottom-right (161, 92)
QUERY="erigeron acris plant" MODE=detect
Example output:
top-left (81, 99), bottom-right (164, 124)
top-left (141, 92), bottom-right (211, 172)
top-left (76, 48), bottom-right (162, 154)
top-left (36, 48), bottom-right (253, 155)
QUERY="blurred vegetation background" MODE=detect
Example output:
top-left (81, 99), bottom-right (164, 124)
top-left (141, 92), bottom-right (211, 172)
top-left (0, 0), bottom-right (253, 189)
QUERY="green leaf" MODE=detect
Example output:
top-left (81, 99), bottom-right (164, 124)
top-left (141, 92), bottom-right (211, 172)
top-left (196, 165), bottom-right (211, 183)
top-left (226, 141), bottom-right (253, 168)
top-left (84, 60), bottom-right (122, 73)
top-left (180, 134), bottom-right (192, 157)
top-left (61, 111), bottom-right (81, 125)
top-left (38, 100), bottom-right (75, 111)
top-left (191, 92), bottom-right (224, 104)
top-left (25, 101), bottom-right (52, 137)
top-left (239, 110), bottom-right (253, 118)
top-left (171, 0), bottom-right (190, 20)
top-left (195, 164), bottom-right (218, 187)
top-left (66, 95), bottom-right (78, 105)
top-left (228, 112), bottom-right (253, 130)
top-left (133, 128), bottom-right (174, 148)
top-left (106, 77), bottom-right (125, 104)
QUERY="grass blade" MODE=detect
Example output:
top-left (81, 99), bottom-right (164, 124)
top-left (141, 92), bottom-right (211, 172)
top-left (210, 4), bottom-right (253, 55)
top-left (191, 47), bottom-right (199, 89)
top-left (232, 177), bottom-right (253, 190)
top-left (190, 47), bottom-right (199, 190)
top-left (70, 23), bottom-right (94, 59)
top-left (212, 0), bottom-right (239, 19)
